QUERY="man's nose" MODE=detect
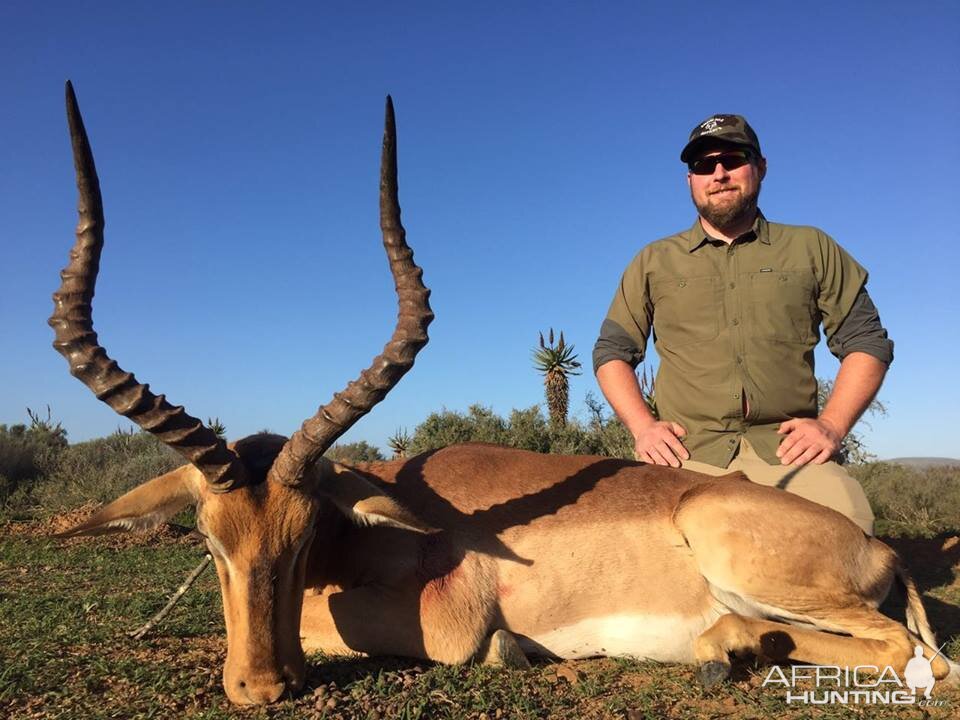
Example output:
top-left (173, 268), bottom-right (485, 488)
top-left (712, 161), bottom-right (730, 179)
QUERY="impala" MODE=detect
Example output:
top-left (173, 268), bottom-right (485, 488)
top-left (53, 82), bottom-right (957, 705)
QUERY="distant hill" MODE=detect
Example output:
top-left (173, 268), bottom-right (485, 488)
top-left (883, 457), bottom-right (960, 468)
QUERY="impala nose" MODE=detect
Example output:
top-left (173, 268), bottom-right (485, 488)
top-left (226, 676), bottom-right (287, 705)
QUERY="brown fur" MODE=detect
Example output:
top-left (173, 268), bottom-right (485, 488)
top-left (62, 439), bottom-right (958, 705)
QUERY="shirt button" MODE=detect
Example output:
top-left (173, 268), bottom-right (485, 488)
top-left (733, 393), bottom-right (740, 399)
top-left (729, 282), bottom-right (736, 289)
top-left (732, 318), bottom-right (740, 326)
top-left (736, 356), bottom-right (743, 364)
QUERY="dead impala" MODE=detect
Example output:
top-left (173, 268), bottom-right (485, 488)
top-left (52, 82), bottom-right (957, 705)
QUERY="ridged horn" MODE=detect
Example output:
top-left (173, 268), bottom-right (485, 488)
top-left (268, 96), bottom-right (433, 486)
top-left (49, 81), bottom-right (246, 492)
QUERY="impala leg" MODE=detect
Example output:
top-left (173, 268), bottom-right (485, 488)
top-left (693, 609), bottom-right (951, 688)
top-left (805, 605), bottom-right (954, 681)
top-left (300, 576), bottom-right (494, 665)
top-left (476, 629), bottom-right (531, 669)
top-left (299, 585), bottom-right (429, 660)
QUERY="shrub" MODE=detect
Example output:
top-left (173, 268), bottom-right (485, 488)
top-left (410, 405), bottom-right (509, 454)
top-left (407, 401), bottom-right (635, 460)
top-left (852, 462), bottom-right (960, 537)
top-left (0, 416), bottom-right (69, 508)
top-left (505, 407), bottom-right (551, 453)
top-left (4, 431), bottom-right (181, 520)
top-left (325, 441), bottom-right (385, 464)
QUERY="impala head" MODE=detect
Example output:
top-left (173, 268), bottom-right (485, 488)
top-left (51, 82), bottom-right (433, 704)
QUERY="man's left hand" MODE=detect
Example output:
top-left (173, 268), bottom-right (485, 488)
top-left (776, 417), bottom-right (843, 466)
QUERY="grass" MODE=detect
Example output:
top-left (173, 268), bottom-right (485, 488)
top-left (2, 425), bottom-right (958, 718)
top-left (1, 524), bottom-right (958, 719)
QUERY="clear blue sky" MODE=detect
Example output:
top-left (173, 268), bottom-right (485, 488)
top-left (2, 2), bottom-right (958, 459)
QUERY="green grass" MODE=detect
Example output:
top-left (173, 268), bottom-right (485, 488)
top-left (1, 528), bottom-right (958, 719)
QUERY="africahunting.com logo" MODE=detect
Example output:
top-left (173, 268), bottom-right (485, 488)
top-left (761, 644), bottom-right (949, 707)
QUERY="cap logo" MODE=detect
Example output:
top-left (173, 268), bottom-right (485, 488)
top-left (698, 116), bottom-right (731, 136)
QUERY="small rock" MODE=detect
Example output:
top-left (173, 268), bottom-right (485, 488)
top-left (325, 697), bottom-right (338, 710)
top-left (313, 685), bottom-right (329, 698)
top-left (942, 536), bottom-right (958, 551)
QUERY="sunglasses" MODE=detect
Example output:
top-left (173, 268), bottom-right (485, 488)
top-left (688, 150), bottom-right (754, 175)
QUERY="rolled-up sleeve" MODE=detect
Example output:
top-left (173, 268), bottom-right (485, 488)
top-left (825, 286), bottom-right (894, 365)
top-left (593, 318), bottom-right (645, 372)
top-left (593, 251), bottom-right (654, 374)
top-left (815, 231), bottom-right (868, 339)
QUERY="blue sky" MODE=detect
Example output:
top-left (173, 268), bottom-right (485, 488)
top-left (2, 2), bottom-right (958, 459)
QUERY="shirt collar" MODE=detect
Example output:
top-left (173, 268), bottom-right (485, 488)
top-left (687, 210), bottom-right (769, 252)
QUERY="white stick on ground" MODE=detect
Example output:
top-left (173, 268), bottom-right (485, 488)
top-left (128, 553), bottom-right (213, 640)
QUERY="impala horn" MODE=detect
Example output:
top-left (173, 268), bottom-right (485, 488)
top-left (268, 96), bottom-right (433, 487)
top-left (50, 81), bottom-right (247, 491)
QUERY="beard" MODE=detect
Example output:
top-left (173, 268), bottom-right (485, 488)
top-left (692, 182), bottom-right (761, 233)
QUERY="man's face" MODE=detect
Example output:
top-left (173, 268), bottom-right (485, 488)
top-left (687, 146), bottom-right (766, 232)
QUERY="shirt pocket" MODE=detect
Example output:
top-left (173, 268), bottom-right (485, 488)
top-left (748, 269), bottom-right (818, 344)
top-left (651, 275), bottom-right (720, 347)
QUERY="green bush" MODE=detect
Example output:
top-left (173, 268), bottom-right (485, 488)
top-left (505, 407), bottom-right (552, 453)
top-left (5, 404), bottom-right (955, 540)
top-left (408, 402), bottom-right (634, 460)
top-left (0, 420), bottom-right (69, 508)
top-left (3, 431), bottom-right (181, 520)
top-left (325, 441), bottom-right (385, 464)
top-left (852, 462), bottom-right (960, 537)
top-left (410, 405), bottom-right (510, 454)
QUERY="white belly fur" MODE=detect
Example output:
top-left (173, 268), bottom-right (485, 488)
top-left (517, 610), bottom-right (723, 663)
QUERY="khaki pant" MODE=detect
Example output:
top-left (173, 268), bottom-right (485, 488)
top-left (681, 438), bottom-right (875, 535)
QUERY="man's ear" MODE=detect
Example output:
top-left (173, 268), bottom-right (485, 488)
top-left (55, 465), bottom-right (201, 538)
top-left (757, 156), bottom-right (767, 181)
top-left (314, 461), bottom-right (436, 534)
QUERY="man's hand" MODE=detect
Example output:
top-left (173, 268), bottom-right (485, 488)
top-left (634, 421), bottom-right (689, 468)
top-left (776, 417), bottom-right (843, 466)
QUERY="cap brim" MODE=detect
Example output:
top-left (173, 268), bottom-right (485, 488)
top-left (680, 137), bottom-right (755, 164)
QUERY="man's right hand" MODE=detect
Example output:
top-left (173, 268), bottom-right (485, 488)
top-left (634, 421), bottom-right (689, 467)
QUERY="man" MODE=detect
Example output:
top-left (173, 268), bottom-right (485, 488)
top-left (593, 114), bottom-right (892, 534)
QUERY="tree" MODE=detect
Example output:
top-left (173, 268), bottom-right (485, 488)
top-left (206, 417), bottom-right (227, 439)
top-left (387, 428), bottom-right (411, 459)
top-left (532, 329), bottom-right (582, 428)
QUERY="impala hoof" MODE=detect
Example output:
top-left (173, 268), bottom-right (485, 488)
top-left (697, 660), bottom-right (731, 689)
top-left (482, 629), bottom-right (531, 669)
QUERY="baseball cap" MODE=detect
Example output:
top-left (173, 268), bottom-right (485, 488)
top-left (680, 114), bottom-right (762, 163)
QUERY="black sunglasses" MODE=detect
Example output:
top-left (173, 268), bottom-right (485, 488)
top-left (688, 150), bottom-right (753, 175)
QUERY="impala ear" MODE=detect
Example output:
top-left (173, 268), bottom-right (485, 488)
top-left (316, 461), bottom-right (436, 534)
top-left (55, 465), bottom-right (201, 538)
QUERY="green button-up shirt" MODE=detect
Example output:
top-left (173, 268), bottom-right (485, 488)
top-left (595, 212), bottom-right (870, 467)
